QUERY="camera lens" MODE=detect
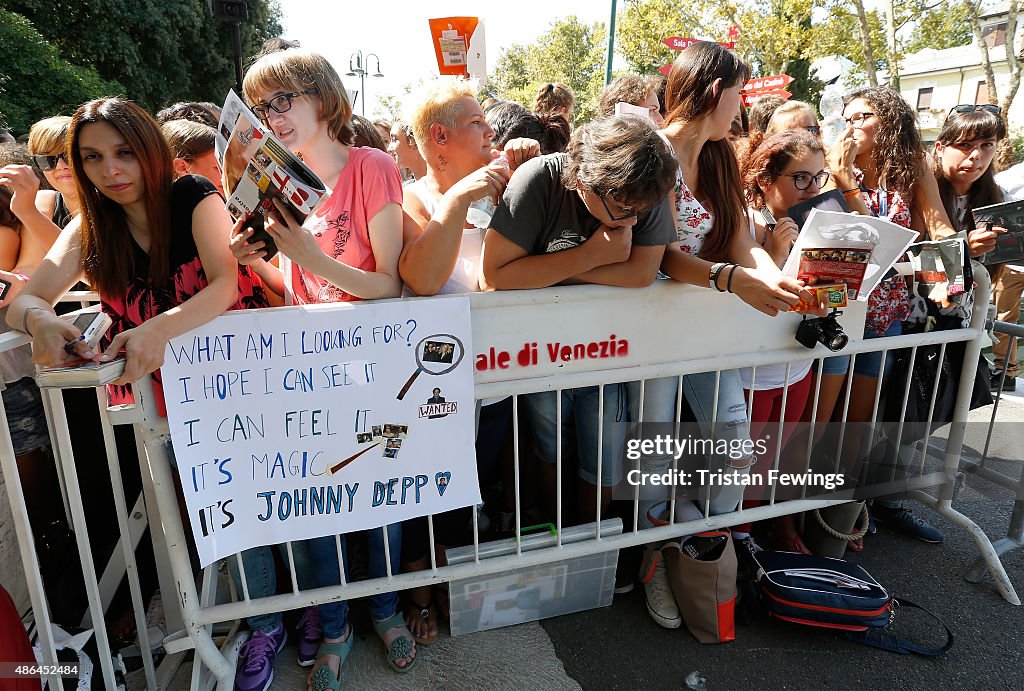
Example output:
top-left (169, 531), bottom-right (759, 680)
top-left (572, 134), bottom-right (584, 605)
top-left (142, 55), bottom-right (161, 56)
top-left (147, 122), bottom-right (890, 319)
top-left (827, 332), bottom-right (849, 351)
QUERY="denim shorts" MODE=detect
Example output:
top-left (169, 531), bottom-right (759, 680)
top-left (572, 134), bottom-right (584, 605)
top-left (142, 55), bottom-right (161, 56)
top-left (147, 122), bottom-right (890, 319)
top-left (852, 319), bottom-right (902, 378)
top-left (524, 383), bottom-right (627, 486)
top-left (818, 354), bottom-right (851, 377)
top-left (2, 377), bottom-right (50, 455)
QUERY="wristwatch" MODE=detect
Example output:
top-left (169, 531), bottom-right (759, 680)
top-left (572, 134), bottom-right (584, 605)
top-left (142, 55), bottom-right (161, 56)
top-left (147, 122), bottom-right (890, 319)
top-left (708, 262), bottom-right (728, 291)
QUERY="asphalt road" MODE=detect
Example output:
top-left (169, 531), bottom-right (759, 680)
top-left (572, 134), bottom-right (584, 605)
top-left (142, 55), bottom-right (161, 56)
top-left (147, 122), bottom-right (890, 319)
top-left (542, 403), bottom-right (1024, 691)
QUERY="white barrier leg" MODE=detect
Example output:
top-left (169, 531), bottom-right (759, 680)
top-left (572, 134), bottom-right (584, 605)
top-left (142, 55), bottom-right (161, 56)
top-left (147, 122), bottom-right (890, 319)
top-left (914, 269), bottom-right (1020, 605)
top-left (130, 377), bottom-right (236, 689)
top-left (0, 397), bottom-right (62, 689)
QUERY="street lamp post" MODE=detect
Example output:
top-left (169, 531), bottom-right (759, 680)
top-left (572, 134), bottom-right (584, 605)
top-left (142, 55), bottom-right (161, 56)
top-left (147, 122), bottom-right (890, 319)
top-left (346, 50), bottom-right (384, 116)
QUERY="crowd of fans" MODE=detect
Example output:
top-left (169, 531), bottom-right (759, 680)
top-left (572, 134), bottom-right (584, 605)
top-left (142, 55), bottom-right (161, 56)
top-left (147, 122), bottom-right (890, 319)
top-left (0, 35), bottom-right (1014, 691)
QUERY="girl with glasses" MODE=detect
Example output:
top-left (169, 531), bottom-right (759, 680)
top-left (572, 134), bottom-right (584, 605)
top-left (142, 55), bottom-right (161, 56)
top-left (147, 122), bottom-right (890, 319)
top-left (233, 48), bottom-right (413, 691)
top-left (810, 86), bottom-right (956, 547)
top-left (737, 130), bottom-right (828, 553)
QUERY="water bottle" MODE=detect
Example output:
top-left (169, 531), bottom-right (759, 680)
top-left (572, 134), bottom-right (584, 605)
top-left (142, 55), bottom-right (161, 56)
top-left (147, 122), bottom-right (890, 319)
top-left (465, 197), bottom-right (496, 229)
top-left (819, 89), bottom-right (847, 149)
top-left (465, 153), bottom-right (509, 229)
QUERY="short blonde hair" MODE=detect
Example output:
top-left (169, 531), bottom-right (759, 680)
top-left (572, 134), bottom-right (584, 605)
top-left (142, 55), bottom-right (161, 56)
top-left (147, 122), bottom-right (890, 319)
top-left (765, 101), bottom-right (817, 136)
top-left (243, 49), bottom-right (353, 145)
top-left (407, 78), bottom-right (478, 154)
top-left (28, 116), bottom-right (72, 155)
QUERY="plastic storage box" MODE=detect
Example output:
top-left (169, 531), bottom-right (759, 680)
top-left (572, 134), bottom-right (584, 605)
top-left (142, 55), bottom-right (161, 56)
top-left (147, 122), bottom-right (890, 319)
top-left (446, 519), bottom-right (622, 635)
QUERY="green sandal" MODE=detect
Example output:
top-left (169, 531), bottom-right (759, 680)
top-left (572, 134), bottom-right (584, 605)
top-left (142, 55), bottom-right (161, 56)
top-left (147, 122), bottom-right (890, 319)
top-left (372, 611), bottom-right (417, 673)
top-left (309, 632), bottom-right (354, 691)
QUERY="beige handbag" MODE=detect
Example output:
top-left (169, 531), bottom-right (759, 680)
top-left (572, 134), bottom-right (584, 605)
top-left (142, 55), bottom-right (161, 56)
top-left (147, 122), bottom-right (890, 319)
top-left (662, 531), bottom-right (737, 644)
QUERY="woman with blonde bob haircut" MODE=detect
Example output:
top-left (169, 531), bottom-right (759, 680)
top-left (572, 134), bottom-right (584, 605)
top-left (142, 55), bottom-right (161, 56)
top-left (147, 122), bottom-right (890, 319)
top-left (0, 116), bottom-right (75, 277)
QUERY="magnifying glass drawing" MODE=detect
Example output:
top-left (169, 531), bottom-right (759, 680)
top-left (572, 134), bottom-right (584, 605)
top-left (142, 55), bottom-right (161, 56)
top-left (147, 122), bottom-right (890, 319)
top-left (396, 333), bottom-right (465, 400)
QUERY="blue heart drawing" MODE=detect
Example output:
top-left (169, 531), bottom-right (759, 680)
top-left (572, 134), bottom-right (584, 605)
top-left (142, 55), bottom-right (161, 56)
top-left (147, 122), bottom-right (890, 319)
top-left (435, 471), bottom-right (451, 497)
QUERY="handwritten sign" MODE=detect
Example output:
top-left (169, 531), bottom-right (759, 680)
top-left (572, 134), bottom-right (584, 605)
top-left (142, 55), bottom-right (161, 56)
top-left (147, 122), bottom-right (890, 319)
top-left (162, 297), bottom-right (478, 567)
top-left (742, 74), bottom-right (794, 93)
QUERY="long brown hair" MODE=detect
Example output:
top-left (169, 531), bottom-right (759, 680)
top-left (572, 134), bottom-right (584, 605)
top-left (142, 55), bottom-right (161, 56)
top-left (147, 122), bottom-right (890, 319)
top-left (663, 42), bottom-right (749, 262)
top-left (70, 98), bottom-right (174, 297)
top-left (934, 108), bottom-right (1007, 231)
top-left (847, 86), bottom-right (923, 200)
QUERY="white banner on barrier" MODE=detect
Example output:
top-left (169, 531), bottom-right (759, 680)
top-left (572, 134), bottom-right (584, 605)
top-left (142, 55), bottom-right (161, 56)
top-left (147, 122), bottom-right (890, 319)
top-left (161, 297), bottom-right (478, 567)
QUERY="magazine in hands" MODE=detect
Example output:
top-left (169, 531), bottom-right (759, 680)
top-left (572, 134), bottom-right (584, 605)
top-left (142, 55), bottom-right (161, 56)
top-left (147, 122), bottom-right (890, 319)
top-left (781, 209), bottom-right (918, 311)
top-left (971, 198), bottom-right (1024, 265)
top-left (36, 356), bottom-right (127, 389)
top-left (215, 90), bottom-right (328, 258)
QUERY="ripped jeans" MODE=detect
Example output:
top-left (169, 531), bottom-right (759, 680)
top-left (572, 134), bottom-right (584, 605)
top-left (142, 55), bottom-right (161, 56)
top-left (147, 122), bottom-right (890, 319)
top-left (627, 370), bottom-right (754, 527)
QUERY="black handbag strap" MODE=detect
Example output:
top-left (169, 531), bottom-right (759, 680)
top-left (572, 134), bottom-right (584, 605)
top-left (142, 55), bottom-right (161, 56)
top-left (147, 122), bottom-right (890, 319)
top-left (843, 598), bottom-right (955, 656)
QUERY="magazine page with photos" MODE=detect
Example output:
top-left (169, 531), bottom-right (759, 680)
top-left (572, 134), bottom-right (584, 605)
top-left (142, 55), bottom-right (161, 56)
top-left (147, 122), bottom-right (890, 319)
top-left (215, 90), bottom-right (328, 231)
top-left (782, 209), bottom-right (918, 302)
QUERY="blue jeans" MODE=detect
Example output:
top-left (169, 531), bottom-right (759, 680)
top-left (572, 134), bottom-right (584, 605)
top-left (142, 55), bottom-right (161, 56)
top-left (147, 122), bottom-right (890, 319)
top-left (307, 523), bottom-right (402, 638)
top-left (525, 384), bottom-right (627, 486)
top-left (227, 541), bottom-right (316, 633)
top-left (627, 370), bottom-right (753, 523)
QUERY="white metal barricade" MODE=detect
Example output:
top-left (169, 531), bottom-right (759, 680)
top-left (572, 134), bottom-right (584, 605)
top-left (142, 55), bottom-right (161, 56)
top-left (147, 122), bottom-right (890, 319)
top-left (1, 276), bottom-right (1019, 691)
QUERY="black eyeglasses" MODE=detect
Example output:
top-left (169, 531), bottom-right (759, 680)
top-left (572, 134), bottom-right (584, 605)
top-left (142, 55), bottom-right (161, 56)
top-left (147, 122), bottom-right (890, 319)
top-left (32, 153), bottom-right (69, 172)
top-left (805, 125), bottom-right (821, 136)
top-left (949, 104), bottom-right (1001, 119)
top-left (782, 171), bottom-right (830, 191)
top-left (596, 189), bottom-right (639, 221)
top-left (844, 112), bottom-right (875, 128)
top-left (252, 89), bottom-right (320, 120)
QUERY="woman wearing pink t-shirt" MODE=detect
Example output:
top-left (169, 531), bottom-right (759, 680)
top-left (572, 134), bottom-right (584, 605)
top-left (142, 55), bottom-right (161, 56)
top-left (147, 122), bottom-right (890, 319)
top-left (231, 49), bottom-right (410, 691)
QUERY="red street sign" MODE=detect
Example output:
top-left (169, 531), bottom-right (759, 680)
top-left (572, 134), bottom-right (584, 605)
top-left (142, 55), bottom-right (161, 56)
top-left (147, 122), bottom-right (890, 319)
top-left (659, 64), bottom-right (672, 76)
top-left (742, 90), bottom-right (792, 107)
top-left (664, 36), bottom-right (701, 50)
top-left (663, 36), bottom-right (736, 51)
top-left (742, 74), bottom-right (794, 93)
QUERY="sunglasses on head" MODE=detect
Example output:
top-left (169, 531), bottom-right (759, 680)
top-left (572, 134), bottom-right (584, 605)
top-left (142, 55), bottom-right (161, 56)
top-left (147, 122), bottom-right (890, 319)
top-left (32, 153), bottom-right (69, 172)
top-left (949, 104), bottom-right (1001, 119)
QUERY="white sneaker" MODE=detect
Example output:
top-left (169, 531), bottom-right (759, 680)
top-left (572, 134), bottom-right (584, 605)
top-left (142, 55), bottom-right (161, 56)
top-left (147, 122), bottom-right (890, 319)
top-left (642, 552), bottom-right (681, 629)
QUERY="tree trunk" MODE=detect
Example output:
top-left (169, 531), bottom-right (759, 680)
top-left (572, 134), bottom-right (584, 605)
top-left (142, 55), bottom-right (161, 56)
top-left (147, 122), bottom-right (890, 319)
top-left (853, 0), bottom-right (878, 87)
top-left (967, 0), bottom-right (999, 106)
top-left (886, 0), bottom-right (899, 89)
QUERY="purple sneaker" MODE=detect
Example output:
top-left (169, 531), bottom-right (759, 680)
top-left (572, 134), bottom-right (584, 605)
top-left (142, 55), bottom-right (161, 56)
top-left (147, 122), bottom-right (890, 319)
top-left (234, 622), bottom-right (286, 691)
top-left (296, 606), bottom-right (322, 667)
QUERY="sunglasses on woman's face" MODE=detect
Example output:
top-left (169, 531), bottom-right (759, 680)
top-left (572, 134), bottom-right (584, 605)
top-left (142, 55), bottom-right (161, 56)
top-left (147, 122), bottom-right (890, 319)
top-left (948, 104), bottom-right (1001, 119)
top-left (32, 153), bottom-right (69, 172)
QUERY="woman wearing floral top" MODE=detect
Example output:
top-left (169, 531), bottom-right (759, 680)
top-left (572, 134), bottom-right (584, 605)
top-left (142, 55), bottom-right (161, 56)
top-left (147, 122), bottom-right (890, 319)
top-left (814, 86), bottom-right (957, 546)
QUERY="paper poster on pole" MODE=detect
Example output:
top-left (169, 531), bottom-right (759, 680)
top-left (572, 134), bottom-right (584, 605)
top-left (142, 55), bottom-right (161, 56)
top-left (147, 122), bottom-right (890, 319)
top-left (428, 17), bottom-right (481, 77)
top-left (161, 297), bottom-right (479, 567)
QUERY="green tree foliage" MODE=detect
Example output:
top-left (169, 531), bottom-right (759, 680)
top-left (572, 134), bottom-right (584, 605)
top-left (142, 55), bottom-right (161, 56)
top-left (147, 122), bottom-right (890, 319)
top-left (489, 16), bottom-right (607, 124)
top-left (902, 1), bottom-right (974, 54)
top-left (0, 9), bottom-right (122, 133)
top-left (809, 3), bottom-right (888, 81)
top-left (4, 0), bottom-right (282, 116)
top-left (617, 0), bottom-right (820, 86)
top-left (617, 0), bottom-right (711, 75)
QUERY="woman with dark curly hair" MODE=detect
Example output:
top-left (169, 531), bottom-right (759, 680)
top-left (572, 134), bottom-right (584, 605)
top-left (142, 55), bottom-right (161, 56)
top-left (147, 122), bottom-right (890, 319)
top-left (812, 86), bottom-right (956, 545)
